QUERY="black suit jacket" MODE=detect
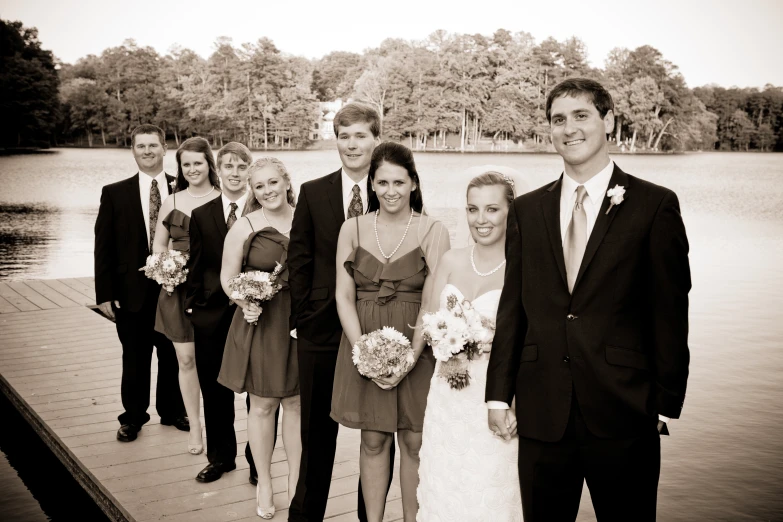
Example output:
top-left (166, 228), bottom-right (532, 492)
top-left (185, 196), bottom-right (234, 335)
top-left (486, 164), bottom-right (691, 441)
top-left (94, 173), bottom-right (174, 313)
top-left (288, 169), bottom-right (346, 348)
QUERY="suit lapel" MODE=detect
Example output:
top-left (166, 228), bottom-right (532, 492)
top-left (211, 197), bottom-right (228, 238)
top-left (540, 177), bottom-right (568, 290)
top-left (327, 169), bottom-right (346, 226)
top-left (127, 174), bottom-right (148, 249)
top-left (573, 164), bottom-right (630, 292)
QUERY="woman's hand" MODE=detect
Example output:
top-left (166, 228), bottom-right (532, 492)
top-left (243, 302), bottom-right (262, 324)
top-left (372, 367), bottom-right (412, 390)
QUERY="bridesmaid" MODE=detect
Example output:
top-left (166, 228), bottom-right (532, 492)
top-left (218, 157), bottom-right (300, 520)
top-left (153, 137), bottom-right (221, 455)
top-left (331, 142), bottom-right (450, 522)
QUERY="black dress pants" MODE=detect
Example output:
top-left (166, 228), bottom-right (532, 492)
top-left (116, 288), bottom-right (184, 426)
top-left (195, 306), bottom-right (267, 476)
top-left (289, 341), bottom-right (395, 522)
top-left (517, 391), bottom-right (661, 522)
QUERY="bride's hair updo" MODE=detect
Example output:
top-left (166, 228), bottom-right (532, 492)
top-left (466, 171), bottom-right (515, 206)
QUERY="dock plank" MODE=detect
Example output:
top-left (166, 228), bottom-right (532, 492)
top-left (23, 280), bottom-right (81, 308)
top-left (0, 295), bottom-right (20, 313)
top-left (42, 279), bottom-right (96, 307)
top-left (57, 278), bottom-right (97, 303)
top-left (0, 282), bottom-right (40, 312)
top-left (7, 281), bottom-right (60, 310)
top-left (0, 281), bottom-right (383, 522)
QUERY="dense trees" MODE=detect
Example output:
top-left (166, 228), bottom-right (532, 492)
top-left (2, 17), bottom-right (781, 151)
top-left (0, 20), bottom-right (60, 147)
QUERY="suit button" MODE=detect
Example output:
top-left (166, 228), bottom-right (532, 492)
top-left (567, 314), bottom-right (576, 321)
top-left (563, 356), bottom-right (570, 363)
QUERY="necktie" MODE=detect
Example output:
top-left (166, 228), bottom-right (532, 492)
top-left (347, 184), bottom-right (363, 218)
top-left (564, 185), bottom-right (588, 294)
top-left (226, 202), bottom-right (238, 229)
top-left (149, 179), bottom-right (161, 250)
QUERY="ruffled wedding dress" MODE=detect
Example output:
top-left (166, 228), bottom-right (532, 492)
top-left (417, 283), bottom-right (523, 521)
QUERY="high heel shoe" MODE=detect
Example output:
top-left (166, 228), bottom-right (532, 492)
top-left (256, 482), bottom-right (275, 519)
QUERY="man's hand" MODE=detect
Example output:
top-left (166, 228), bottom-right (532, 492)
top-left (488, 408), bottom-right (513, 441)
top-left (97, 300), bottom-right (119, 320)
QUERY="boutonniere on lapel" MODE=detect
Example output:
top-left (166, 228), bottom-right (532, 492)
top-left (605, 185), bottom-right (626, 215)
top-left (169, 179), bottom-right (177, 191)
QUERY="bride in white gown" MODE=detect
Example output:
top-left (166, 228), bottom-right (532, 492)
top-left (417, 171), bottom-right (524, 521)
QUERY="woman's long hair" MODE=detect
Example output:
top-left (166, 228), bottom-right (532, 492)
top-left (367, 142), bottom-right (424, 214)
top-left (174, 137), bottom-right (221, 193)
top-left (243, 156), bottom-right (297, 216)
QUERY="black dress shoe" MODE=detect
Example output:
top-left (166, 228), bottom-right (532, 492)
top-left (160, 415), bottom-right (190, 432)
top-left (117, 424), bottom-right (141, 442)
top-left (195, 462), bottom-right (237, 483)
top-left (249, 472), bottom-right (258, 486)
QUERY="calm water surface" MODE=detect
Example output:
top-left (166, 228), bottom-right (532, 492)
top-left (0, 149), bottom-right (782, 520)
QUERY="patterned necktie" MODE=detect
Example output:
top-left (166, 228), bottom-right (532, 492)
top-left (347, 184), bottom-right (363, 218)
top-left (564, 185), bottom-right (588, 294)
top-left (149, 179), bottom-right (161, 250)
top-left (226, 202), bottom-right (238, 230)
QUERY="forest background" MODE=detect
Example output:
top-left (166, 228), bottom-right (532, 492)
top-left (2, 18), bottom-right (781, 153)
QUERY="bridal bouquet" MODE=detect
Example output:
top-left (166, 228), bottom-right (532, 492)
top-left (421, 293), bottom-right (495, 389)
top-left (226, 262), bottom-right (284, 325)
top-left (352, 327), bottom-right (415, 381)
top-left (139, 250), bottom-right (189, 295)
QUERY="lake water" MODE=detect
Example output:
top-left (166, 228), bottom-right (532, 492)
top-left (0, 149), bottom-right (782, 520)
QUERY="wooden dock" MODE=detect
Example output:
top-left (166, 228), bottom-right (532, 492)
top-left (0, 278), bottom-right (403, 521)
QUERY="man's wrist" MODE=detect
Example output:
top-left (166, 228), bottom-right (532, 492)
top-left (487, 401), bottom-right (509, 410)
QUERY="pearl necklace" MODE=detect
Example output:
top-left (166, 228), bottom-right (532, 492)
top-left (470, 245), bottom-right (506, 277)
top-left (186, 186), bottom-right (215, 199)
top-left (374, 209), bottom-right (414, 260)
top-left (261, 205), bottom-right (293, 235)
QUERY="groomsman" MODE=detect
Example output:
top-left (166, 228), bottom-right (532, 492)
top-left (95, 124), bottom-right (187, 443)
top-left (186, 142), bottom-right (270, 484)
top-left (288, 103), bottom-right (393, 522)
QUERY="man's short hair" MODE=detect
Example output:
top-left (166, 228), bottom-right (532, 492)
top-left (545, 78), bottom-right (614, 122)
top-left (131, 124), bottom-right (166, 147)
top-left (217, 142), bottom-right (252, 168)
top-left (333, 103), bottom-right (381, 138)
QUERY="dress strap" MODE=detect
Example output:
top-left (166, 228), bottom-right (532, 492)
top-left (355, 215), bottom-right (360, 246)
top-left (246, 216), bottom-right (254, 232)
top-left (172, 191), bottom-right (176, 208)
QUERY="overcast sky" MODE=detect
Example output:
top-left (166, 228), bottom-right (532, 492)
top-left (3, 0), bottom-right (782, 88)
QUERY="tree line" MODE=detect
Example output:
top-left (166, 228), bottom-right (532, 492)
top-left (2, 18), bottom-right (782, 152)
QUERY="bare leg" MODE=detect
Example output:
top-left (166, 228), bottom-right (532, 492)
top-left (248, 394), bottom-right (281, 510)
top-left (360, 430), bottom-right (393, 522)
top-left (172, 341), bottom-right (202, 450)
top-left (398, 429), bottom-right (422, 522)
top-left (281, 395), bottom-right (302, 504)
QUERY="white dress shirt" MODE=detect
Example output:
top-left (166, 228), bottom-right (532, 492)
top-left (488, 160), bottom-right (670, 424)
top-left (222, 192), bottom-right (249, 223)
top-left (139, 171), bottom-right (170, 246)
top-left (341, 169), bottom-right (368, 218)
top-left (559, 160), bottom-right (615, 242)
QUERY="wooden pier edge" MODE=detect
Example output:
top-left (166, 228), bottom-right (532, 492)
top-left (0, 372), bottom-right (134, 522)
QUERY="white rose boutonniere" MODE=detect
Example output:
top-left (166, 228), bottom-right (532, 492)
top-left (169, 179), bottom-right (177, 191)
top-left (605, 184), bottom-right (626, 215)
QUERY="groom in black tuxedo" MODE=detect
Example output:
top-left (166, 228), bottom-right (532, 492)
top-left (288, 103), bottom-right (393, 522)
top-left (94, 124), bottom-right (186, 442)
top-left (486, 79), bottom-right (691, 521)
